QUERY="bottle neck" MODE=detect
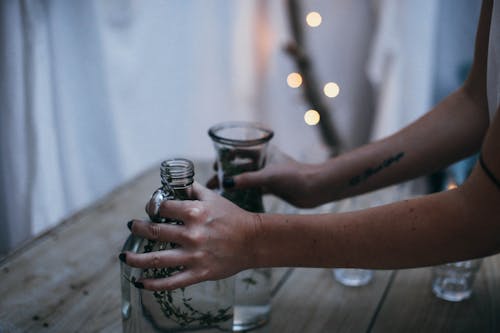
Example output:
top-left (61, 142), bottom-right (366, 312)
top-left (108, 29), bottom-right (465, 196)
top-left (160, 158), bottom-right (194, 200)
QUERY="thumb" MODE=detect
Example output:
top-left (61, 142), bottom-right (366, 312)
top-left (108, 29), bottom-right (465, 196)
top-left (230, 169), bottom-right (268, 190)
top-left (191, 181), bottom-right (217, 201)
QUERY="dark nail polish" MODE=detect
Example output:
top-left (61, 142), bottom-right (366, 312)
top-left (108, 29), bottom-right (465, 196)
top-left (222, 177), bottom-right (235, 189)
top-left (118, 252), bottom-right (127, 263)
top-left (127, 220), bottom-right (134, 231)
top-left (133, 281), bottom-right (144, 289)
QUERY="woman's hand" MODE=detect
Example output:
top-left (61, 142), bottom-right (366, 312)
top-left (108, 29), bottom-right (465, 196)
top-left (121, 182), bottom-right (260, 291)
top-left (207, 147), bottom-right (321, 208)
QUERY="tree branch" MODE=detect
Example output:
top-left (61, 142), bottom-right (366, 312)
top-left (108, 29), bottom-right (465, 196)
top-left (285, 0), bottom-right (342, 156)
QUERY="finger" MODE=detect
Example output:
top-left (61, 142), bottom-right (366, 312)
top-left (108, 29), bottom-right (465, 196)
top-left (206, 175), bottom-right (219, 189)
top-left (139, 269), bottom-right (207, 291)
top-left (145, 191), bottom-right (169, 218)
top-left (124, 248), bottom-right (185, 270)
top-left (158, 199), bottom-right (204, 223)
top-left (129, 219), bottom-right (187, 243)
top-left (145, 198), bottom-right (158, 218)
top-left (231, 169), bottom-right (267, 190)
top-left (191, 182), bottom-right (218, 201)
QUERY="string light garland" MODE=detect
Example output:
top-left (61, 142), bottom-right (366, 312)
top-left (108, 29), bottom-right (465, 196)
top-left (324, 82), bottom-right (340, 98)
top-left (306, 12), bottom-right (322, 27)
top-left (284, 2), bottom-right (342, 157)
top-left (304, 110), bottom-right (320, 125)
top-left (287, 72), bottom-right (303, 88)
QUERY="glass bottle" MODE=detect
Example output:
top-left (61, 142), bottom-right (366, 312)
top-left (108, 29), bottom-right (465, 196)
top-left (208, 122), bottom-right (273, 331)
top-left (121, 158), bottom-right (234, 332)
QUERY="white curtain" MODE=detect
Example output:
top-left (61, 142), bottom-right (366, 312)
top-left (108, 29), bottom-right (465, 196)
top-left (1, 0), bottom-right (126, 253)
top-left (367, 0), bottom-right (481, 142)
top-left (367, 0), bottom-right (439, 140)
top-left (4, 0), bottom-right (438, 254)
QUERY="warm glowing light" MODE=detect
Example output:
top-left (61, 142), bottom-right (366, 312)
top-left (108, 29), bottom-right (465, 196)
top-left (306, 12), bottom-right (322, 27)
top-left (324, 82), bottom-right (340, 98)
top-left (287, 72), bottom-right (303, 88)
top-left (447, 182), bottom-right (458, 190)
top-left (304, 109), bottom-right (320, 125)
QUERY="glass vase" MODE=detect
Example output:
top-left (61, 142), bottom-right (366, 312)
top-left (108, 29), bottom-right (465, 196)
top-left (208, 121), bottom-right (273, 331)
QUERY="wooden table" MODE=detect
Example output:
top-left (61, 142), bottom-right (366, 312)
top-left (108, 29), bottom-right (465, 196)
top-left (1, 161), bottom-right (499, 332)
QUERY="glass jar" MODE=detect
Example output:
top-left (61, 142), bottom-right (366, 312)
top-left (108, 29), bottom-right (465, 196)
top-left (121, 159), bottom-right (234, 332)
top-left (208, 122), bottom-right (273, 331)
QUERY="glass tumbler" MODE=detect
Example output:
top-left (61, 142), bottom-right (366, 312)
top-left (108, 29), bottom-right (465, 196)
top-left (333, 196), bottom-right (375, 287)
top-left (208, 121), bottom-right (273, 331)
top-left (432, 259), bottom-right (482, 302)
top-left (431, 172), bottom-right (482, 302)
top-left (333, 269), bottom-right (374, 287)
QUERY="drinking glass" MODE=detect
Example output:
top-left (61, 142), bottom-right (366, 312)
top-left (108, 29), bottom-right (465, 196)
top-left (333, 269), bottom-right (374, 287)
top-left (333, 196), bottom-right (375, 287)
top-left (208, 121), bottom-right (273, 331)
top-left (432, 259), bottom-right (482, 302)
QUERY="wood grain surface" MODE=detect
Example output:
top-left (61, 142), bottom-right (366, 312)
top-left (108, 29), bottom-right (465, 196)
top-left (1, 161), bottom-right (498, 333)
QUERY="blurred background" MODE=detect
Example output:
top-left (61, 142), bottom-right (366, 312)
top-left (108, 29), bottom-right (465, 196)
top-left (0, 0), bottom-right (481, 255)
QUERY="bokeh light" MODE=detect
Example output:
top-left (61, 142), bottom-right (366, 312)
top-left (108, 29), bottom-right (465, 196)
top-left (304, 109), bottom-right (320, 125)
top-left (306, 12), bottom-right (322, 27)
top-left (324, 82), bottom-right (340, 98)
top-left (287, 72), bottom-right (303, 88)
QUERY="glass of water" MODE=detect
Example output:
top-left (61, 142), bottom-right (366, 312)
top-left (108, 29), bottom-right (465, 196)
top-left (333, 268), bottom-right (374, 287)
top-left (432, 259), bottom-right (482, 302)
top-left (333, 195), bottom-right (378, 287)
top-left (208, 121), bottom-right (274, 331)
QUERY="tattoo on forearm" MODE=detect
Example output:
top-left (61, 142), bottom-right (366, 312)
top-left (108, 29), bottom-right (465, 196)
top-left (349, 152), bottom-right (405, 186)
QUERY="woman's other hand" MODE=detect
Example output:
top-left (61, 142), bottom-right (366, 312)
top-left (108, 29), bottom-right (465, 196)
top-left (207, 147), bottom-right (321, 208)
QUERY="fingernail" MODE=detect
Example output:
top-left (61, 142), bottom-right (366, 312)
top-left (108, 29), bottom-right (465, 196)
top-left (133, 281), bottom-right (144, 289)
top-left (222, 177), bottom-right (235, 188)
top-left (118, 253), bottom-right (127, 263)
top-left (127, 220), bottom-right (134, 231)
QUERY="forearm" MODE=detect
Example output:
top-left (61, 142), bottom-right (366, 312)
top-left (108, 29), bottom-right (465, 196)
top-left (253, 173), bottom-right (500, 269)
top-left (306, 87), bottom-right (489, 204)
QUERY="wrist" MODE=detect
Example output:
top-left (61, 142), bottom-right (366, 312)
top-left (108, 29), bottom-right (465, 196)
top-left (300, 162), bottom-right (329, 206)
top-left (246, 212), bottom-right (265, 268)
